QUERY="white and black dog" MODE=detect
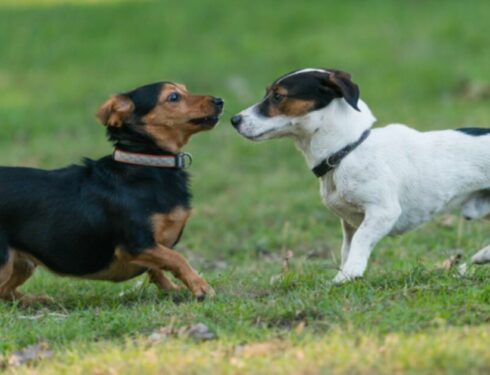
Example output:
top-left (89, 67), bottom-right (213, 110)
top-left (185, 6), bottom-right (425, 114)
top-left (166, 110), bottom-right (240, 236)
top-left (231, 68), bottom-right (490, 283)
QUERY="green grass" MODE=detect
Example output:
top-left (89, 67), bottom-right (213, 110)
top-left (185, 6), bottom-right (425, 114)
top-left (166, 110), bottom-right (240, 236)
top-left (0, 0), bottom-right (490, 373)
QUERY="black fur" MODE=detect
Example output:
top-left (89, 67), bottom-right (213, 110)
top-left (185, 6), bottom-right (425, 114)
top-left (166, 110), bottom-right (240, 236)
top-left (0, 158), bottom-right (190, 276)
top-left (124, 82), bottom-right (165, 117)
top-left (0, 82), bottom-right (191, 276)
top-left (455, 127), bottom-right (490, 136)
top-left (258, 69), bottom-right (352, 117)
top-left (107, 82), bottom-right (171, 155)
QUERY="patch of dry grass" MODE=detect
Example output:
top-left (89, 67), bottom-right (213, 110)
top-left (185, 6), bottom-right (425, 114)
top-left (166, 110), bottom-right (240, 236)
top-left (9, 326), bottom-right (490, 375)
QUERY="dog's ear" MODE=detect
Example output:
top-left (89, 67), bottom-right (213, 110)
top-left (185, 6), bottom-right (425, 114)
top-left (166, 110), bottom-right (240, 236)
top-left (325, 70), bottom-right (360, 111)
top-left (96, 95), bottom-right (134, 127)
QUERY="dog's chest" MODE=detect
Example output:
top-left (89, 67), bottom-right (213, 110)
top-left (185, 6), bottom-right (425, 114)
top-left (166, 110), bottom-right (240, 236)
top-left (319, 177), bottom-right (364, 227)
top-left (151, 207), bottom-right (191, 248)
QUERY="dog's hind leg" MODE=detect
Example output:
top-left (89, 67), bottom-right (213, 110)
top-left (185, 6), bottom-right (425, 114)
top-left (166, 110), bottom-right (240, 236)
top-left (0, 242), bottom-right (14, 300)
top-left (0, 249), bottom-right (50, 305)
top-left (472, 245), bottom-right (490, 265)
top-left (462, 190), bottom-right (490, 220)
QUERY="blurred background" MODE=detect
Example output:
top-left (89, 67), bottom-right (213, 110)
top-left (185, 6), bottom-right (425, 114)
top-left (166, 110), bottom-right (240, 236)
top-left (0, 0), bottom-right (489, 266)
top-left (1, 2), bottom-right (490, 365)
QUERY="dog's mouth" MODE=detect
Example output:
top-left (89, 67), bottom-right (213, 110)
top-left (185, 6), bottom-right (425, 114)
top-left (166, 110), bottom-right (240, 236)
top-left (190, 114), bottom-right (221, 128)
top-left (190, 104), bottom-right (223, 128)
top-left (238, 126), bottom-right (283, 141)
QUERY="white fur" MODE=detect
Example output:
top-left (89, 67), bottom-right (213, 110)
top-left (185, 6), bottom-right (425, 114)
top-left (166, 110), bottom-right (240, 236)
top-left (472, 245), bottom-right (490, 264)
top-left (236, 95), bottom-right (490, 283)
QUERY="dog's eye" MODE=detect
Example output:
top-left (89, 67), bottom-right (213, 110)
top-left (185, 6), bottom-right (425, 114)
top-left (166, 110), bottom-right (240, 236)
top-left (272, 92), bottom-right (285, 102)
top-left (167, 92), bottom-right (181, 102)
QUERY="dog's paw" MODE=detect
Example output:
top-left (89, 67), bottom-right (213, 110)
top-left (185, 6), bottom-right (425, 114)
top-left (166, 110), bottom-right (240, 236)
top-left (332, 268), bottom-right (364, 284)
top-left (195, 285), bottom-right (216, 302)
top-left (472, 245), bottom-right (490, 265)
top-left (189, 278), bottom-right (215, 301)
top-left (332, 259), bottom-right (367, 284)
top-left (332, 272), bottom-right (353, 284)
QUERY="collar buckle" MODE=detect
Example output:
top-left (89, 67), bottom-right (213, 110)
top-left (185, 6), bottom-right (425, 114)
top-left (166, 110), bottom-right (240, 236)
top-left (325, 156), bottom-right (338, 169)
top-left (311, 129), bottom-right (370, 178)
top-left (176, 152), bottom-right (193, 169)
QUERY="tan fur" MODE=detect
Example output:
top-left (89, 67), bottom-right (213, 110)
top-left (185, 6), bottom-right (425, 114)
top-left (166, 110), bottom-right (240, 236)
top-left (0, 249), bottom-right (181, 298)
top-left (0, 250), bottom-right (49, 304)
top-left (0, 82), bottom-right (217, 303)
top-left (280, 99), bottom-right (315, 116)
top-left (83, 248), bottom-right (147, 282)
top-left (152, 207), bottom-right (191, 247)
top-left (274, 86), bottom-right (288, 96)
top-left (0, 207), bottom-right (195, 300)
top-left (148, 269), bottom-right (180, 291)
top-left (267, 86), bottom-right (315, 117)
top-left (96, 83), bottom-right (218, 152)
top-left (96, 95), bottom-right (135, 127)
top-left (141, 84), bottom-right (217, 152)
top-left (130, 246), bottom-right (214, 298)
top-left (0, 251), bottom-right (14, 295)
top-left (85, 207), bottom-right (191, 283)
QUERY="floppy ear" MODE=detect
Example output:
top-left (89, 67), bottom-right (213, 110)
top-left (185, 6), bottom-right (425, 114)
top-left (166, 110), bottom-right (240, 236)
top-left (96, 95), bottom-right (134, 127)
top-left (325, 70), bottom-right (360, 111)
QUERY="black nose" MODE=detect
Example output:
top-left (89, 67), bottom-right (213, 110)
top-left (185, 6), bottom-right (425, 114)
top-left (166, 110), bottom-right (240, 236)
top-left (213, 97), bottom-right (224, 108)
top-left (231, 114), bottom-right (242, 128)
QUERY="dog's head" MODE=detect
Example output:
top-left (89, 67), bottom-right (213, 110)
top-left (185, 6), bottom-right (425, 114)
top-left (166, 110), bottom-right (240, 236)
top-left (231, 68), bottom-right (363, 141)
top-left (97, 82), bottom-right (224, 152)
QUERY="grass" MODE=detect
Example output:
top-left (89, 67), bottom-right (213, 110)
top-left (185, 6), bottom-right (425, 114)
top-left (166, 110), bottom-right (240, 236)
top-left (0, 0), bottom-right (489, 373)
top-left (10, 327), bottom-right (490, 375)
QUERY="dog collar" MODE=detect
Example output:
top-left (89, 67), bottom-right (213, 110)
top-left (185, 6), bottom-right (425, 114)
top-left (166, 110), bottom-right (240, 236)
top-left (312, 129), bottom-right (370, 178)
top-left (113, 149), bottom-right (193, 169)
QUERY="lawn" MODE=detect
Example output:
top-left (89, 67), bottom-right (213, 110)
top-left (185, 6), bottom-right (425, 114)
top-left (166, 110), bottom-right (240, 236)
top-left (0, 0), bottom-right (489, 373)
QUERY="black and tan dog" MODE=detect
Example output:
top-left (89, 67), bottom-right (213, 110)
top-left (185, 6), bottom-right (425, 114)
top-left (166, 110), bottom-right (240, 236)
top-left (0, 81), bottom-right (223, 304)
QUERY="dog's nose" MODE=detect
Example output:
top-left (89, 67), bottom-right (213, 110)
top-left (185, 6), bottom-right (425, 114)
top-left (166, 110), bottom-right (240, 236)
top-left (212, 97), bottom-right (224, 108)
top-left (231, 114), bottom-right (242, 128)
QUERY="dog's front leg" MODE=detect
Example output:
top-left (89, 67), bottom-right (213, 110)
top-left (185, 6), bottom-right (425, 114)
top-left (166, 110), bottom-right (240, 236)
top-left (340, 220), bottom-right (356, 266)
top-left (148, 269), bottom-right (181, 292)
top-left (130, 245), bottom-right (215, 300)
top-left (333, 205), bottom-right (401, 283)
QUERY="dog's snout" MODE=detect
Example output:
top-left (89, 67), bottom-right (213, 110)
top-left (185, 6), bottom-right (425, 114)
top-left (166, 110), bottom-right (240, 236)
top-left (212, 97), bottom-right (224, 109)
top-left (231, 114), bottom-right (243, 128)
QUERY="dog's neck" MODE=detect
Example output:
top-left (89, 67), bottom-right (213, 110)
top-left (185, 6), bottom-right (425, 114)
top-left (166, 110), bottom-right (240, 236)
top-left (106, 126), bottom-right (176, 156)
top-left (293, 98), bottom-right (376, 169)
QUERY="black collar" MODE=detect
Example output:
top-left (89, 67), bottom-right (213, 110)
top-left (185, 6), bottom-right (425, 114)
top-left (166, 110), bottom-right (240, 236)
top-left (311, 129), bottom-right (371, 178)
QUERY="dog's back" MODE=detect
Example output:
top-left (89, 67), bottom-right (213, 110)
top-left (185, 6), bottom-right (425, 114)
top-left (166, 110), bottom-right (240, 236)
top-left (0, 163), bottom-right (118, 275)
top-left (337, 125), bottom-right (490, 227)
